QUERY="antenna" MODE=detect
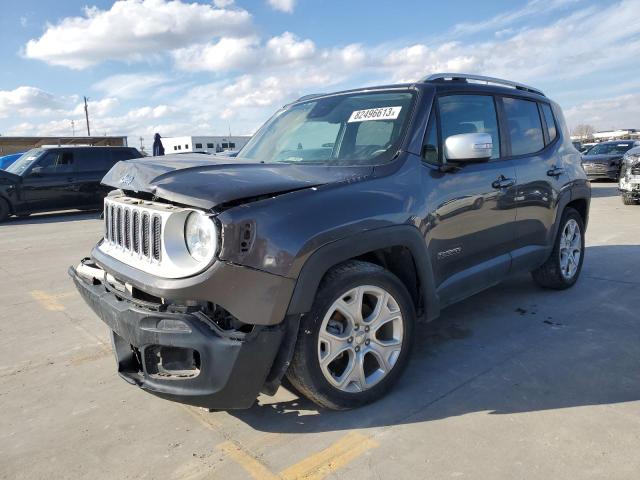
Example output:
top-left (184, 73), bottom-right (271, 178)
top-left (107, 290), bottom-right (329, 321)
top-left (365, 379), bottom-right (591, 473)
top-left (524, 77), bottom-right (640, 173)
top-left (84, 96), bottom-right (91, 136)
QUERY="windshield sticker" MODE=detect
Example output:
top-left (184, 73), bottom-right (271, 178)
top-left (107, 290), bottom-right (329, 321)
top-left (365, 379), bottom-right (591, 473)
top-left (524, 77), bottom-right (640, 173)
top-left (348, 106), bottom-right (402, 123)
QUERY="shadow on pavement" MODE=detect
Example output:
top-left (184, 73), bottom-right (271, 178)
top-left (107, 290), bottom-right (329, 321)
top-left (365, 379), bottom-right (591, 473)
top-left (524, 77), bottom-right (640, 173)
top-left (1, 210), bottom-right (101, 226)
top-left (227, 245), bottom-right (640, 433)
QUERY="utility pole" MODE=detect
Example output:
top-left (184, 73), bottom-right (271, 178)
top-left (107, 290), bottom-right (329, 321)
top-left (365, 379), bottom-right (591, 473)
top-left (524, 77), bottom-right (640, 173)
top-left (139, 136), bottom-right (144, 152)
top-left (71, 120), bottom-right (75, 137)
top-left (83, 96), bottom-right (91, 136)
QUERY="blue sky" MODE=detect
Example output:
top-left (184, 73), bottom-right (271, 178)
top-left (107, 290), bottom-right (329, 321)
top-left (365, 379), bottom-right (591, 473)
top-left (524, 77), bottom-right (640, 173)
top-left (0, 0), bottom-right (638, 149)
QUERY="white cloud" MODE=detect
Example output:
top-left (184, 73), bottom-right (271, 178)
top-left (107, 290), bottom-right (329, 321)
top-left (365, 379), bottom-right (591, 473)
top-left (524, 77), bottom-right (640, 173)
top-left (172, 37), bottom-right (261, 72)
top-left (213, 0), bottom-right (235, 7)
top-left (93, 73), bottom-right (173, 99)
top-left (71, 97), bottom-right (119, 117)
top-left (0, 86), bottom-right (73, 118)
top-left (23, 0), bottom-right (253, 69)
top-left (564, 93), bottom-right (640, 131)
top-left (266, 32), bottom-right (315, 62)
top-left (452, 0), bottom-right (582, 36)
top-left (6, 0), bottom-right (640, 143)
top-left (267, 0), bottom-right (296, 13)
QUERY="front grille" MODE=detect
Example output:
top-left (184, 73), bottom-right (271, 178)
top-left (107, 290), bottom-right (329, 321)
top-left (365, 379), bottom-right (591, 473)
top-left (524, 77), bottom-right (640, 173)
top-left (585, 163), bottom-right (607, 172)
top-left (632, 166), bottom-right (640, 176)
top-left (104, 198), bottom-right (163, 262)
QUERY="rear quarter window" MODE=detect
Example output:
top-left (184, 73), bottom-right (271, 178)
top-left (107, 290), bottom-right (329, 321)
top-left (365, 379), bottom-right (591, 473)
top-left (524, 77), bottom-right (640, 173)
top-left (541, 104), bottom-right (557, 143)
top-left (503, 97), bottom-right (545, 156)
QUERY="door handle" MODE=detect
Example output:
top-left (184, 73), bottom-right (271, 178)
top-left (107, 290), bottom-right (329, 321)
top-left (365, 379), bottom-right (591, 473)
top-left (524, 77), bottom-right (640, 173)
top-left (547, 166), bottom-right (565, 178)
top-left (492, 175), bottom-right (515, 189)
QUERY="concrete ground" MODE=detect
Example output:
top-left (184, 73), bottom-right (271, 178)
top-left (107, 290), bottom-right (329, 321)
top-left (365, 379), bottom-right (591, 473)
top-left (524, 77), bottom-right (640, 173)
top-left (0, 182), bottom-right (638, 480)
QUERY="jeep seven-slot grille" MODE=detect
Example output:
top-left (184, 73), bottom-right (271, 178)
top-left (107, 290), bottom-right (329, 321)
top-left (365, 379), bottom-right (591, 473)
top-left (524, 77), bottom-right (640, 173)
top-left (104, 199), bottom-right (162, 262)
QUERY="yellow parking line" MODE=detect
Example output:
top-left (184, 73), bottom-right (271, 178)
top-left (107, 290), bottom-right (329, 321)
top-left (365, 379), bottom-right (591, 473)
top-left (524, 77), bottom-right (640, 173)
top-left (217, 431), bottom-right (378, 480)
top-left (219, 441), bottom-right (280, 480)
top-left (280, 432), bottom-right (378, 480)
top-left (30, 290), bottom-right (68, 311)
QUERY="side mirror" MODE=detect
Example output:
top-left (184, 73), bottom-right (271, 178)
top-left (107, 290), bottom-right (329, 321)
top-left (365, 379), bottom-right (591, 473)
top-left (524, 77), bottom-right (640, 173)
top-left (444, 133), bottom-right (493, 162)
top-left (30, 166), bottom-right (44, 176)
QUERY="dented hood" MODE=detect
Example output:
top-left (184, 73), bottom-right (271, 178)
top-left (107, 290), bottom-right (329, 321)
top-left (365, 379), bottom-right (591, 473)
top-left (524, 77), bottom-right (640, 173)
top-left (102, 153), bottom-right (373, 209)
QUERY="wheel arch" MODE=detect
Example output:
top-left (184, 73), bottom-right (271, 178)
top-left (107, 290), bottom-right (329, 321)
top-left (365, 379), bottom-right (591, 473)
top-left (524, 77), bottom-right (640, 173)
top-left (286, 225), bottom-right (440, 322)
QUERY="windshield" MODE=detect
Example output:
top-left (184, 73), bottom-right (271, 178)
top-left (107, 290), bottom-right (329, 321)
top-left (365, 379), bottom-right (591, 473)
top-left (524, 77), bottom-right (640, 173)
top-left (5, 149), bottom-right (45, 175)
top-left (239, 91), bottom-right (415, 166)
top-left (587, 143), bottom-right (635, 155)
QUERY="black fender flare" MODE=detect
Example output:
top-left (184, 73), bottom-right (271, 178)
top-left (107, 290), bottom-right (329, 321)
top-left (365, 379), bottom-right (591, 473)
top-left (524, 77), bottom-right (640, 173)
top-left (547, 182), bottom-right (590, 247)
top-left (285, 225), bottom-right (440, 321)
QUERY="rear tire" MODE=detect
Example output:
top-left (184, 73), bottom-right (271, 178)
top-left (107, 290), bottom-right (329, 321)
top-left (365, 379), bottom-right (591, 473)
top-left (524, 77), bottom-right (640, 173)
top-left (0, 198), bottom-right (10, 223)
top-left (286, 260), bottom-right (415, 410)
top-left (531, 207), bottom-right (585, 289)
top-left (622, 194), bottom-right (636, 205)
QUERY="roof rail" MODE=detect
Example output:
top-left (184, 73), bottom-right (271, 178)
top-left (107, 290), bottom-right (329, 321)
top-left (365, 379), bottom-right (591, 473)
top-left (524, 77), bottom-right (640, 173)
top-left (422, 73), bottom-right (545, 97)
top-left (295, 93), bottom-right (327, 102)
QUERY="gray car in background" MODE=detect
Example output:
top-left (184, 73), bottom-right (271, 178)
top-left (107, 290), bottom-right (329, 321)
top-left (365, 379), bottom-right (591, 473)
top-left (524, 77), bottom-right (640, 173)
top-left (581, 140), bottom-right (640, 180)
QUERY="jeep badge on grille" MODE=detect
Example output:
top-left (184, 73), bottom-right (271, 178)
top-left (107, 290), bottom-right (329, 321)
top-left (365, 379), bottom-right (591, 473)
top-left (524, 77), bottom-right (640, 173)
top-left (120, 174), bottom-right (134, 186)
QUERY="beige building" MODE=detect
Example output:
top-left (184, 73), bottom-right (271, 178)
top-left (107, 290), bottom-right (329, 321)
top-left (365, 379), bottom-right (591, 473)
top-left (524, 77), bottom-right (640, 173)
top-left (0, 136), bottom-right (128, 155)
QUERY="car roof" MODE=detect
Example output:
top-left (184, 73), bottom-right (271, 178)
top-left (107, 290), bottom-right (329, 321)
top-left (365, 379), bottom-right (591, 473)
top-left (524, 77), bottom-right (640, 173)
top-left (290, 75), bottom-right (548, 107)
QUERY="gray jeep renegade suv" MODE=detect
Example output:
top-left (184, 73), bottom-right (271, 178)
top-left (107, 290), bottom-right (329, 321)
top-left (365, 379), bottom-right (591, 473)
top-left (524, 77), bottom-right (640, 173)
top-left (70, 73), bottom-right (590, 410)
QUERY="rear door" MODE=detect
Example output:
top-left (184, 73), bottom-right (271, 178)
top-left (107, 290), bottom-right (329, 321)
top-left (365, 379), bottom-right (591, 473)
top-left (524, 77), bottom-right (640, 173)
top-left (21, 149), bottom-right (77, 211)
top-left (70, 148), bottom-right (110, 208)
top-left (500, 97), bottom-right (563, 270)
top-left (422, 93), bottom-right (518, 307)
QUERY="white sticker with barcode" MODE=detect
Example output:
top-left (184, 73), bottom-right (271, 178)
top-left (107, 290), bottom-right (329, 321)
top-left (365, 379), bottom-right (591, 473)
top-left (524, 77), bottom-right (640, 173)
top-left (348, 106), bottom-right (402, 123)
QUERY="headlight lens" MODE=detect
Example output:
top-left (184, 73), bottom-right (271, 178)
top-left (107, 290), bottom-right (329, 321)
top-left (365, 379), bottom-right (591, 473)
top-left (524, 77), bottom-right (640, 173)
top-left (184, 212), bottom-right (215, 262)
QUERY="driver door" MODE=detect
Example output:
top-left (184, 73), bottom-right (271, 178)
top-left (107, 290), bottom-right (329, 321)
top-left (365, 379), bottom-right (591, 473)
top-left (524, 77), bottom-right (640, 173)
top-left (21, 150), bottom-right (77, 212)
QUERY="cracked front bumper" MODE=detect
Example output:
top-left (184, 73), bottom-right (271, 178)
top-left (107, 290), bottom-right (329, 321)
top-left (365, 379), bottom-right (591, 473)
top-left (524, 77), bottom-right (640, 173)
top-left (69, 265), bottom-right (285, 409)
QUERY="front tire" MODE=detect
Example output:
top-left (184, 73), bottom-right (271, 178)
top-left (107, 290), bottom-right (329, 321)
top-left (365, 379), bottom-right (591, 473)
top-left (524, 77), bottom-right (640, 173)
top-left (286, 260), bottom-right (415, 410)
top-left (622, 193), bottom-right (636, 205)
top-left (532, 207), bottom-right (585, 289)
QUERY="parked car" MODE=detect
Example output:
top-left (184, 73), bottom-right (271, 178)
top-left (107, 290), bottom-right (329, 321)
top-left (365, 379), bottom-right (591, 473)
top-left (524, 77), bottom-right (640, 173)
top-left (0, 146), bottom-right (142, 222)
top-left (70, 73), bottom-right (590, 410)
top-left (619, 146), bottom-right (640, 205)
top-left (0, 152), bottom-right (25, 170)
top-left (581, 140), bottom-right (640, 180)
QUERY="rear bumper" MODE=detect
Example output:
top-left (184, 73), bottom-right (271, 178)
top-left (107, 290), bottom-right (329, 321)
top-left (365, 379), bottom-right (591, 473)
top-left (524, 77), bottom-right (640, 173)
top-left (70, 265), bottom-right (285, 409)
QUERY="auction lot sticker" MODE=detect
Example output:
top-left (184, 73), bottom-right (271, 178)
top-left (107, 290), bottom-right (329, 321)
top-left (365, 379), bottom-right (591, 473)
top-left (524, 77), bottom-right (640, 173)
top-left (348, 106), bottom-right (402, 123)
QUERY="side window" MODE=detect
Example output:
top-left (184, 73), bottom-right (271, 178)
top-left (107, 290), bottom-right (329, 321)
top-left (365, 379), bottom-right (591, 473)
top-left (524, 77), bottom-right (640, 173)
top-left (38, 151), bottom-right (75, 173)
top-left (195, 143), bottom-right (203, 149)
top-left (76, 149), bottom-right (112, 172)
top-left (541, 103), bottom-right (557, 143)
top-left (422, 112), bottom-right (439, 165)
top-left (438, 95), bottom-right (500, 159)
top-left (503, 97), bottom-right (544, 156)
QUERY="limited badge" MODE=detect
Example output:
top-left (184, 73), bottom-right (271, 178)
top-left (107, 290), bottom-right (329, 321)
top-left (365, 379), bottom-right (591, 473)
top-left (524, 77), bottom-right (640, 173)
top-left (348, 106), bottom-right (402, 123)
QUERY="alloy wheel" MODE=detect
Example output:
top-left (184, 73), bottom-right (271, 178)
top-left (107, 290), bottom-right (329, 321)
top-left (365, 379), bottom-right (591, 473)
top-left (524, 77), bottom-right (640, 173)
top-left (317, 285), bottom-right (404, 393)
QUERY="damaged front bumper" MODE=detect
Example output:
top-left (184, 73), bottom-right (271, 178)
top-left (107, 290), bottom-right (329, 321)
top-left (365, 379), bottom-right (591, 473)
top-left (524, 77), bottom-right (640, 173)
top-left (620, 176), bottom-right (640, 199)
top-left (69, 262), bottom-right (286, 409)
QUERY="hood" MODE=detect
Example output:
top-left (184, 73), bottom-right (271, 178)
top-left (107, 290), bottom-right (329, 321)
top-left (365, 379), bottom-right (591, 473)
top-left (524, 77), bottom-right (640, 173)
top-left (102, 153), bottom-right (373, 209)
top-left (582, 154), bottom-right (622, 163)
top-left (0, 169), bottom-right (21, 185)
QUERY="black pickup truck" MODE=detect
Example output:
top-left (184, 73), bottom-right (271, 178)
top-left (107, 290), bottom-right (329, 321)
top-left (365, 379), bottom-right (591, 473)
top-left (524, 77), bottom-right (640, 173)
top-left (70, 74), bottom-right (590, 410)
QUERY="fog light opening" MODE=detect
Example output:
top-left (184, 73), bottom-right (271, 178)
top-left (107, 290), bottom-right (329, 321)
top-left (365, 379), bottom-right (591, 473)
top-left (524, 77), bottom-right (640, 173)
top-left (145, 346), bottom-right (201, 379)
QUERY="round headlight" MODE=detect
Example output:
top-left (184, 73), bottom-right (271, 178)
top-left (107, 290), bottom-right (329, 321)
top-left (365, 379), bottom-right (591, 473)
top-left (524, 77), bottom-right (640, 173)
top-left (184, 212), bottom-right (215, 262)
